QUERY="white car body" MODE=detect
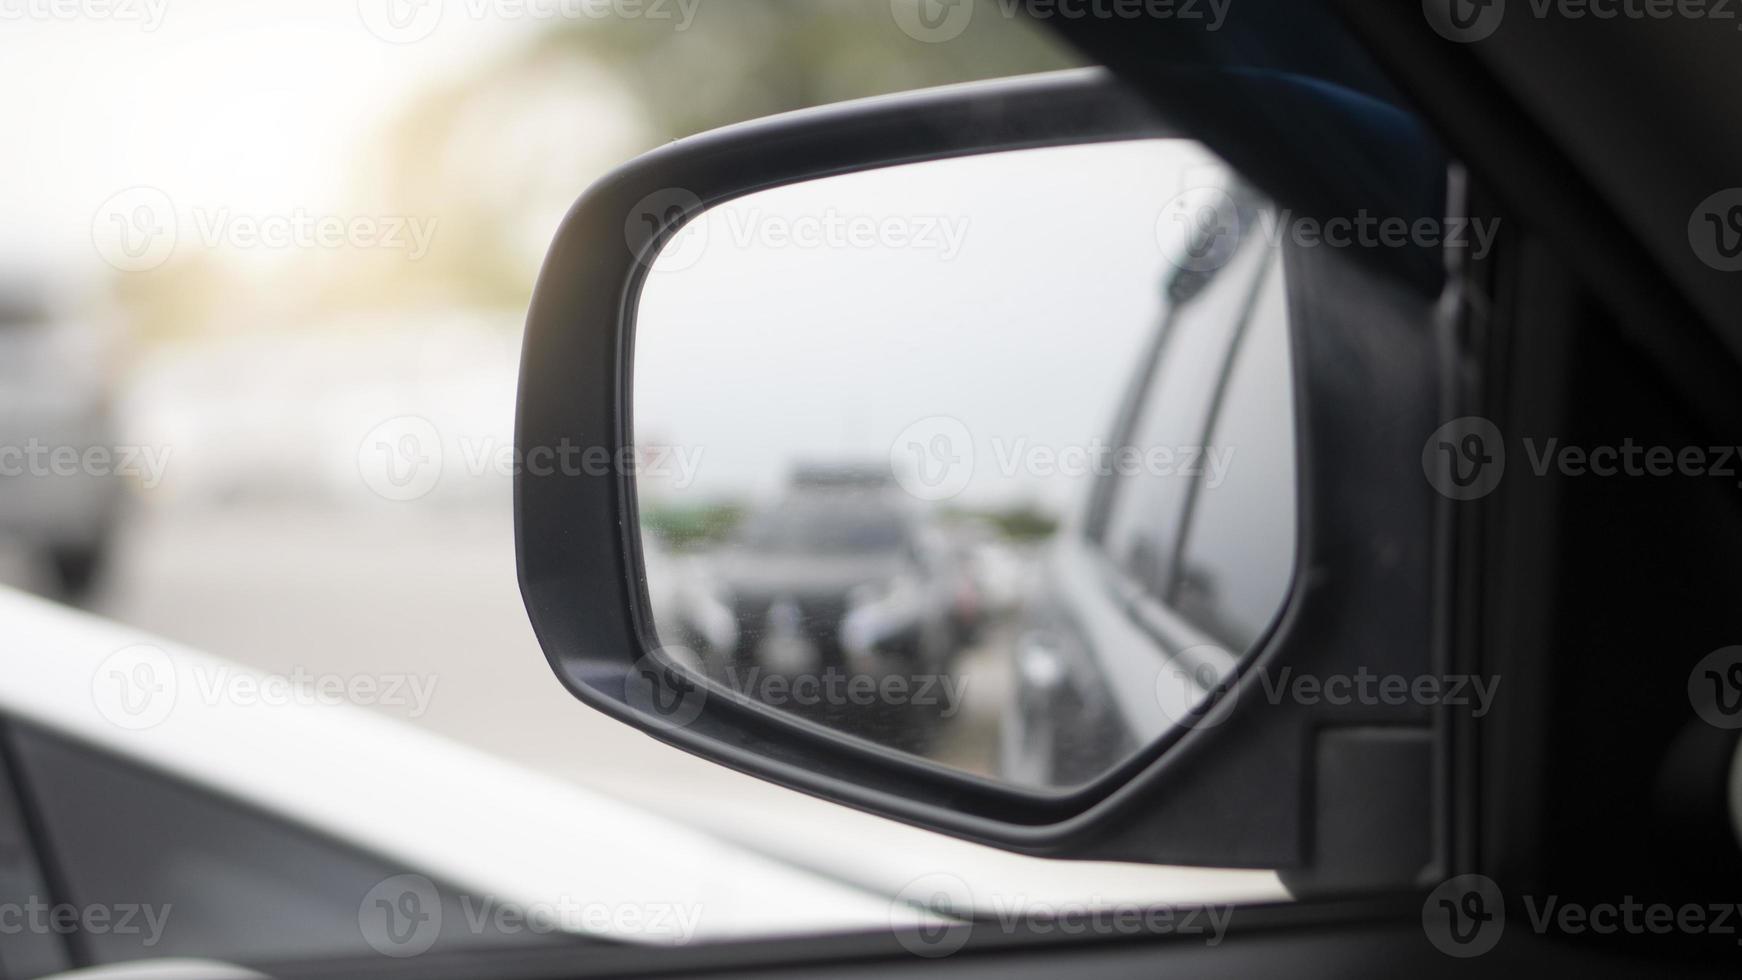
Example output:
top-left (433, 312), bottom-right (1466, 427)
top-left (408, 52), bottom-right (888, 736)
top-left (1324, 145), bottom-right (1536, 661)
top-left (0, 586), bottom-right (908, 945)
top-left (0, 579), bottom-right (1288, 966)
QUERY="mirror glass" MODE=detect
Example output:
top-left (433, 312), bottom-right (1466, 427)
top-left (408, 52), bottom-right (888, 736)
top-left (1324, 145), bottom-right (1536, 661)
top-left (633, 140), bottom-right (1298, 790)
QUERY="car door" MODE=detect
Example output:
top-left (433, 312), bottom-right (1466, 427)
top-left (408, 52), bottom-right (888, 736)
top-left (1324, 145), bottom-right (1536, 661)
top-left (0, 715), bottom-right (576, 977)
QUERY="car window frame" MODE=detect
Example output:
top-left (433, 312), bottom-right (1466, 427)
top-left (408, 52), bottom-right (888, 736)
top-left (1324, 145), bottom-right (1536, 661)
top-left (1084, 224), bottom-right (1278, 613)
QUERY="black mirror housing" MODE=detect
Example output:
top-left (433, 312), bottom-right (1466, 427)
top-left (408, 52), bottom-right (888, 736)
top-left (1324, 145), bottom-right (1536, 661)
top-left (516, 69), bottom-right (1445, 885)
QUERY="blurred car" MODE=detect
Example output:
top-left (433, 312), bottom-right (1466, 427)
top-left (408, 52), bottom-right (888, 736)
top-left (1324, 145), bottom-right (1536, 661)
top-left (643, 534), bottom-right (740, 661)
top-left (0, 282), bottom-right (123, 600)
top-left (685, 464), bottom-right (961, 681)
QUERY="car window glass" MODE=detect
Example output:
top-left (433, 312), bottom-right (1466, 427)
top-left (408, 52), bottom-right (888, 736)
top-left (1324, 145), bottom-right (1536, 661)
top-left (1094, 232), bottom-right (1270, 599)
top-left (1171, 254), bottom-right (1297, 650)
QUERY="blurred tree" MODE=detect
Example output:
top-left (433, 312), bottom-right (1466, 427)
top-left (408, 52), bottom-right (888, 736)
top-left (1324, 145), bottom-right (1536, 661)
top-left (343, 0), bottom-right (1082, 315)
top-left (642, 501), bottom-right (748, 550)
top-left (519, 0), bottom-right (1079, 141)
top-left (977, 503), bottom-right (1060, 542)
top-left (107, 2), bottom-right (1080, 341)
top-left (109, 251), bottom-right (236, 347)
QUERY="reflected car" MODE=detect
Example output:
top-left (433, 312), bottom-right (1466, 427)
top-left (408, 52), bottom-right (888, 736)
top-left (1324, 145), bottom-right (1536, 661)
top-left (675, 465), bottom-right (962, 686)
top-left (1000, 224), bottom-right (1297, 789)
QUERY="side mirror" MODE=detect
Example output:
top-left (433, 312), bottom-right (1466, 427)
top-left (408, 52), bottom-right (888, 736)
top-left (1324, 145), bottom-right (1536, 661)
top-left (518, 69), bottom-right (1444, 887)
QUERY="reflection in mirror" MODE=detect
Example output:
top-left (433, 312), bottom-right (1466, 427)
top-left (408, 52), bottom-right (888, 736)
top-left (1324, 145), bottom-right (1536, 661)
top-left (633, 140), bottom-right (1297, 790)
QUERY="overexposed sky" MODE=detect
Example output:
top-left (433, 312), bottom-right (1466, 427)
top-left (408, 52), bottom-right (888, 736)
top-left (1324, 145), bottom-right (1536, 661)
top-left (0, 2), bottom-right (536, 275)
top-left (635, 139), bottom-right (1227, 512)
